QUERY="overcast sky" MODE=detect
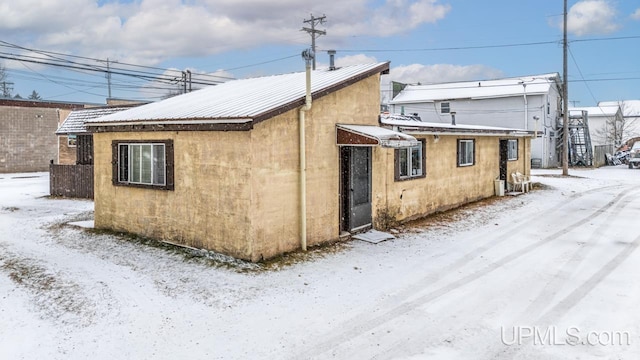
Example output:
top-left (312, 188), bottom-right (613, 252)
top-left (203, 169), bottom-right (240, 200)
top-left (1, 0), bottom-right (639, 106)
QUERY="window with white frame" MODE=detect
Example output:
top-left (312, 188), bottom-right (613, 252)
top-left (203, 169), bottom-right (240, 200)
top-left (396, 140), bottom-right (425, 180)
top-left (457, 139), bottom-right (475, 167)
top-left (67, 134), bottom-right (77, 147)
top-left (440, 102), bottom-right (450, 114)
top-left (507, 139), bottom-right (518, 161)
top-left (112, 140), bottom-right (173, 190)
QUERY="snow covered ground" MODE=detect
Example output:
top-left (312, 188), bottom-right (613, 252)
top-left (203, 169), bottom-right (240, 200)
top-left (1, 166), bottom-right (640, 359)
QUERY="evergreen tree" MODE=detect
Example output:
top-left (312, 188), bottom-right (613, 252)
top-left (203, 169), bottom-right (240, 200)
top-left (28, 90), bottom-right (42, 100)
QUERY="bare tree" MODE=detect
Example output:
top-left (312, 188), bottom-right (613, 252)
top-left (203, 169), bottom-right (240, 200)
top-left (595, 101), bottom-right (640, 148)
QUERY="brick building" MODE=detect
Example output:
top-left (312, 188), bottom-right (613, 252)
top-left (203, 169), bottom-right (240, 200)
top-left (0, 99), bottom-right (84, 173)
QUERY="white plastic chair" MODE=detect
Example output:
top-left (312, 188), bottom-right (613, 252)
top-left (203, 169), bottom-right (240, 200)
top-left (511, 172), bottom-right (531, 193)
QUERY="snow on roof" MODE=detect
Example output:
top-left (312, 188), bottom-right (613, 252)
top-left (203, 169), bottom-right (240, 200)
top-left (337, 124), bottom-right (419, 148)
top-left (379, 113), bottom-right (533, 136)
top-left (598, 100), bottom-right (640, 117)
top-left (569, 105), bottom-right (620, 117)
top-left (56, 106), bottom-right (138, 134)
top-left (88, 63), bottom-right (389, 125)
top-left (390, 73), bottom-right (559, 104)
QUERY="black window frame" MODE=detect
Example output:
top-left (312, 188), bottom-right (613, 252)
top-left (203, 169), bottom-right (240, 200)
top-left (457, 139), bottom-right (475, 167)
top-left (112, 140), bottom-right (174, 191)
top-left (394, 139), bottom-right (426, 181)
top-left (440, 102), bottom-right (450, 114)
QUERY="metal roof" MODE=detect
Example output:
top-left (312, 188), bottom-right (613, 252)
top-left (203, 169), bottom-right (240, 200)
top-left (380, 113), bottom-right (534, 137)
top-left (569, 105), bottom-right (620, 117)
top-left (336, 124), bottom-right (419, 148)
top-left (56, 106), bottom-right (137, 134)
top-left (598, 100), bottom-right (640, 117)
top-left (88, 62), bottom-right (389, 125)
top-left (390, 73), bottom-right (559, 104)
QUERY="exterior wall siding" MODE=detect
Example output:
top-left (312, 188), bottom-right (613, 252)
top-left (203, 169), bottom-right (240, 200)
top-left (0, 106), bottom-right (61, 173)
top-left (93, 74), bottom-right (383, 262)
top-left (93, 72), bottom-right (531, 262)
top-left (372, 135), bottom-right (530, 225)
top-left (58, 135), bottom-right (77, 165)
top-left (391, 90), bottom-right (560, 168)
top-left (93, 130), bottom-right (254, 259)
top-left (249, 75), bottom-right (382, 260)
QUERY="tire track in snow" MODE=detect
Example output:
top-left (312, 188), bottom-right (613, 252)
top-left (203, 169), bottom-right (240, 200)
top-left (490, 228), bottom-right (640, 359)
top-left (293, 185), bottom-right (632, 359)
top-left (368, 188), bottom-right (640, 360)
top-left (519, 189), bottom-right (639, 321)
top-left (0, 248), bottom-right (106, 327)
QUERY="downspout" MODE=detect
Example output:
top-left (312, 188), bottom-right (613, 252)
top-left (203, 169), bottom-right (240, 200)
top-left (523, 83), bottom-right (528, 130)
top-left (299, 49), bottom-right (314, 251)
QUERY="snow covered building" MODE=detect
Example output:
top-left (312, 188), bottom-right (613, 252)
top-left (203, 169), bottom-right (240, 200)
top-left (598, 100), bottom-right (640, 146)
top-left (56, 105), bottom-right (139, 165)
top-left (569, 105), bottom-right (623, 149)
top-left (86, 62), bottom-right (533, 262)
top-left (389, 73), bottom-right (562, 168)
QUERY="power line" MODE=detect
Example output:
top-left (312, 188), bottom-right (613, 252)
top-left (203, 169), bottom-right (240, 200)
top-left (0, 40), bottom-right (235, 82)
top-left (301, 14), bottom-right (326, 70)
top-left (325, 34), bottom-right (640, 54)
top-left (328, 40), bottom-right (559, 53)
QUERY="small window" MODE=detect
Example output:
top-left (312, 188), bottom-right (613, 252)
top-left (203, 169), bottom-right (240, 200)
top-left (440, 102), bottom-right (450, 114)
top-left (67, 134), bottom-right (77, 147)
top-left (507, 139), bottom-right (518, 161)
top-left (396, 140), bottom-right (426, 181)
top-left (112, 140), bottom-right (173, 190)
top-left (457, 139), bottom-right (475, 167)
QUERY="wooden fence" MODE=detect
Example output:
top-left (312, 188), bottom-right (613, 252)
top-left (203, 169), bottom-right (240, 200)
top-left (49, 164), bottom-right (94, 199)
top-left (593, 145), bottom-right (614, 168)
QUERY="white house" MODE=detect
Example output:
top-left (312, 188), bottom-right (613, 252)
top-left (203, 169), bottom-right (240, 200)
top-left (598, 100), bottom-right (640, 145)
top-left (569, 105), bottom-right (623, 149)
top-left (389, 73), bottom-right (562, 168)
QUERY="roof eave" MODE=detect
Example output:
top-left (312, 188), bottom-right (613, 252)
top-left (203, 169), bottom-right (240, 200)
top-left (399, 127), bottom-right (535, 137)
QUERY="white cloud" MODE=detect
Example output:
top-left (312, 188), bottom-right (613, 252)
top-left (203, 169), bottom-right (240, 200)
top-left (566, 0), bottom-right (620, 36)
top-left (335, 54), bottom-right (379, 67)
top-left (0, 0), bottom-right (451, 66)
top-left (387, 63), bottom-right (504, 84)
top-left (328, 0), bottom-right (450, 38)
top-left (632, 8), bottom-right (640, 20)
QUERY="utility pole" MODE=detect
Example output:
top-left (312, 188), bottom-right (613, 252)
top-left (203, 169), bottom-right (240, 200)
top-left (0, 81), bottom-right (13, 98)
top-left (562, 0), bottom-right (569, 175)
top-left (106, 58), bottom-right (112, 99)
top-left (302, 14), bottom-right (326, 70)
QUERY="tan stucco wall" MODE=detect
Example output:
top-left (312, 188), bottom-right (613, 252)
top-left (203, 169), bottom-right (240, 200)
top-left (94, 74), bottom-right (382, 261)
top-left (249, 74), bottom-right (382, 260)
top-left (93, 130), bottom-right (254, 259)
top-left (92, 70), bottom-right (531, 261)
top-left (372, 135), bottom-right (530, 225)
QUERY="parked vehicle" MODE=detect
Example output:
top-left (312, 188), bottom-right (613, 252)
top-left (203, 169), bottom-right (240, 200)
top-left (628, 142), bottom-right (640, 168)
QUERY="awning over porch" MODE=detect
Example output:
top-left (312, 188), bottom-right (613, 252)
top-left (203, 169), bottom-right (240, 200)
top-left (336, 124), bottom-right (419, 148)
